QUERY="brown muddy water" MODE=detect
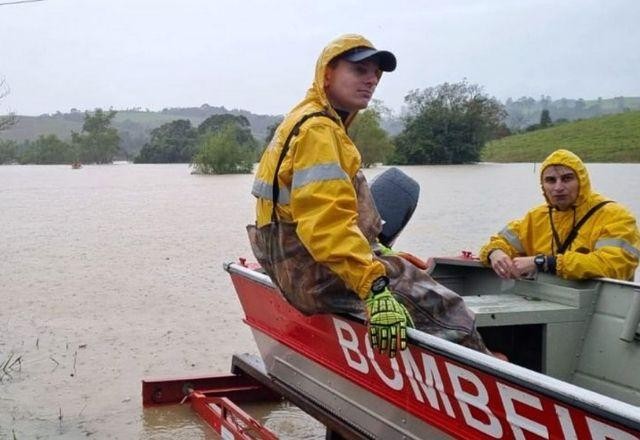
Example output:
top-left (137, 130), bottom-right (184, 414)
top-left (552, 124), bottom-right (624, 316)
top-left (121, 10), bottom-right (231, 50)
top-left (1, 162), bottom-right (639, 439)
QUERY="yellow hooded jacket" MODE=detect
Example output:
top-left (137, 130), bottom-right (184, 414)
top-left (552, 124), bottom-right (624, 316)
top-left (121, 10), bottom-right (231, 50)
top-left (479, 149), bottom-right (640, 280)
top-left (252, 34), bottom-right (386, 299)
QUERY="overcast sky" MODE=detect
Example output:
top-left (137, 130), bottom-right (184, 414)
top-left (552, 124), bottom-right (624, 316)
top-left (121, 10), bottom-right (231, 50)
top-left (1, 0), bottom-right (639, 116)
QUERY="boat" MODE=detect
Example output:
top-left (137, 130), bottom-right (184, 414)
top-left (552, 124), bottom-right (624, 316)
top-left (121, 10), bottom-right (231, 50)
top-left (219, 255), bottom-right (640, 439)
top-left (143, 167), bottom-right (639, 438)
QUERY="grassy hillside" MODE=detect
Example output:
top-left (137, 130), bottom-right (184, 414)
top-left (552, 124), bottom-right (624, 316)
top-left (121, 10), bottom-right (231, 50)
top-left (482, 110), bottom-right (640, 162)
top-left (0, 115), bottom-right (80, 142)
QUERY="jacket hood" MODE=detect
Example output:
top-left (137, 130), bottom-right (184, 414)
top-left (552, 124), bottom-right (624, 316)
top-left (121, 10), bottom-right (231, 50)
top-left (540, 149), bottom-right (591, 207)
top-left (290, 34), bottom-right (384, 128)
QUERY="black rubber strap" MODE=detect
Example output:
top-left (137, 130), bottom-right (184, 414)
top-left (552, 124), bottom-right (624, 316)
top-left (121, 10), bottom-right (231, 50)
top-left (553, 200), bottom-right (613, 254)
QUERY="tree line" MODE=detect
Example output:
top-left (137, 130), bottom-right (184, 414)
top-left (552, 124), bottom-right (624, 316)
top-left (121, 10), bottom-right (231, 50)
top-left (504, 95), bottom-right (640, 130)
top-left (0, 109), bottom-right (120, 165)
top-left (200, 79), bottom-right (507, 169)
top-left (1, 79), bottom-right (514, 171)
top-left (0, 109), bottom-right (258, 173)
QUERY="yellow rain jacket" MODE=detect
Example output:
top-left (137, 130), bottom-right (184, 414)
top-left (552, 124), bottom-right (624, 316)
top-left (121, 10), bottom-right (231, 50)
top-left (479, 149), bottom-right (640, 280)
top-left (252, 34), bottom-right (386, 299)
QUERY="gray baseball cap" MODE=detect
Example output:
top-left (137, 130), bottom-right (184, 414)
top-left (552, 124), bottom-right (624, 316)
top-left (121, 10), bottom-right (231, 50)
top-left (340, 46), bottom-right (397, 72)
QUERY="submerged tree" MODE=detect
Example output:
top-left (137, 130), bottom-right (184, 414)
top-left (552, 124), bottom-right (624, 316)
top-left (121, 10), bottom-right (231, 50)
top-left (135, 119), bottom-right (197, 163)
top-left (191, 123), bottom-right (257, 174)
top-left (71, 109), bottom-right (120, 164)
top-left (19, 134), bottom-right (75, 164)
top-left (393, 80), bottom-right (506, 164)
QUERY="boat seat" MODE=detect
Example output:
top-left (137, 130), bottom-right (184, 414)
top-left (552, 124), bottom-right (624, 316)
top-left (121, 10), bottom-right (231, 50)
top-left (461, 276), bottom-right (598, 327)
top-left (464, 293), bottom-right (588, 327)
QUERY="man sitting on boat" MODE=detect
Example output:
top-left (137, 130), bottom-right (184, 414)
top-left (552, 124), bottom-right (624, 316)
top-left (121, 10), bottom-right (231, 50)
top-left (248, 34), bottom-right (494, 359)
top-left (480, 149), bottom-right (640, 281)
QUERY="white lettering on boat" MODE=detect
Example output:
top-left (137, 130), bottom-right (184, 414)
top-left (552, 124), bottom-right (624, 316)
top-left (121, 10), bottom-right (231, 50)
top-left (447, 363), bottom-right (502, 437)
top-left (333, 318), bottom-right (369, 374)
top-left (364, 334), bottom-right (403, 390)
top-left (555, 404), bottom-right (578, 439)
top-left (400, 349), bottom-right (455, 416)
top-left (587, 418), bottom-right (638, 440)
top-left (331, 317), bottom-right (636, 440)
top-left (497, 382), bottom-right (548, 439)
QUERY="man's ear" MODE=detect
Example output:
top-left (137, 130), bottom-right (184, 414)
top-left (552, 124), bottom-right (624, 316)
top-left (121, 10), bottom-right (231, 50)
top-left (324, 66), bottom-right (333, 89)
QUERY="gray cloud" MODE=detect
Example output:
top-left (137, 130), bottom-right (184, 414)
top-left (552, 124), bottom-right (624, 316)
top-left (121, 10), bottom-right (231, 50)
top-left (1, 0), bottom-right (638, 116)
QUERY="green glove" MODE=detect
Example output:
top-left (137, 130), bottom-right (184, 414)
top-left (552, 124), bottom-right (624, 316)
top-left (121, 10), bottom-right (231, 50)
top-left (365, 287), bottom-right (414, 358)
top-left (377, 242), bottom-right (395, 256)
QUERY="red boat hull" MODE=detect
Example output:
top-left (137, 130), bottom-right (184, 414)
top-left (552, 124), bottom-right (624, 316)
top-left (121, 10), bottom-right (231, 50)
top-left (229, 263), bottom-right (640, 440)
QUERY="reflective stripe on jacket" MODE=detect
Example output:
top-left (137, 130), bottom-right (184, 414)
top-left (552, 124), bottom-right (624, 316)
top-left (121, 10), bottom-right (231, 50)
top-left (479, 149), bottom-right (640, 280)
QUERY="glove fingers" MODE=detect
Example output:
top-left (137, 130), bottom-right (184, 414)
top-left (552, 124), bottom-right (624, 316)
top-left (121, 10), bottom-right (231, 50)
top-left (379, 327), bottom-right (389, 351)
top-left (399, 325), bottom-right (407, 350)
top-left (389, 325), bottom-right (398, 357)
top-left (369, 326), bottom-right (379, 350)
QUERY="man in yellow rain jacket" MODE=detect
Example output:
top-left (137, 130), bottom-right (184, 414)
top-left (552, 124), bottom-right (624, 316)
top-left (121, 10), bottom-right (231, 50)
top-left (480, 149), bottom-right (640, 281)
top-left (249, 34), bottom-right (491, 359)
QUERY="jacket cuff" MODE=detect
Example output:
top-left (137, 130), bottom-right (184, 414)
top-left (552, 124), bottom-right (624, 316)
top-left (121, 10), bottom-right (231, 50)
top-left (479, 244), bottom-right (510, 266)
top-left (357, 264), bottom-right (386, 300)
top-left (555, 254), bottom-right (566, 278)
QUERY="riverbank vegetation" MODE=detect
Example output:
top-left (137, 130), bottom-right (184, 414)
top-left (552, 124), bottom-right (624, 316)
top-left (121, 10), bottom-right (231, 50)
top-left (482, 110), bottom-right (640, 162)
top-left (0, 109), bottom-right (120, 165)
top-left (2, 79), bottom-right (640, 168)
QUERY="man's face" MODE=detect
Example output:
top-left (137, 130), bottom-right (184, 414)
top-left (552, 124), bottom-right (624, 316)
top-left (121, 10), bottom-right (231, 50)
top-left (542, 165), bottom-right (579, 210)
top-left (324, 59), bottom-right (380, 112)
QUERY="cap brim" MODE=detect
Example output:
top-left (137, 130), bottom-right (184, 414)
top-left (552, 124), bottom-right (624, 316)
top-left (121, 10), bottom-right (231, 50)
top-left (342, 48), bottom-right (397, 72)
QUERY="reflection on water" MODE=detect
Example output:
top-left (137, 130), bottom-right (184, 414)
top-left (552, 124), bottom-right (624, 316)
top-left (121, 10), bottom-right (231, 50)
top-left (140, 400), bottom-right (325, 440)
top-left (142, 405), bottom-right (218, 440)
top-left (1, 162), bottom-right (639, 438)
top-left (244, 401), bottom-right (325, 439)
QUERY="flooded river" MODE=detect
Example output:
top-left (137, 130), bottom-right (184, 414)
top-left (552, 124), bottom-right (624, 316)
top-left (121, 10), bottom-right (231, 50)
top-left (1, 162), bottom-right (639, 439)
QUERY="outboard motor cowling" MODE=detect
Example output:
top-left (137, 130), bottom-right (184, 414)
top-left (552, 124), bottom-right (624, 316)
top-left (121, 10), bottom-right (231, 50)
top-left (369, 167), bottom-right (420, 247)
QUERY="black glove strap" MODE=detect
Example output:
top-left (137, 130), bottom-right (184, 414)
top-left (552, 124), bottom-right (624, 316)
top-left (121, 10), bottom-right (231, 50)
top-left (371, 276), bottom-right (389, 294)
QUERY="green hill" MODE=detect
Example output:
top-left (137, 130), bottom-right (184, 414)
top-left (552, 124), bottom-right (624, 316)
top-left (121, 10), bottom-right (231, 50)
top-left (482, 110), bottom-right (640, 162)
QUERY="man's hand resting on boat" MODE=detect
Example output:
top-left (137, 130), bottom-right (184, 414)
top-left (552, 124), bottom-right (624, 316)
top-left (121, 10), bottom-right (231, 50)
top-left (489, 250), bottom-right (536, 279)
top-left (365, 285), bottom-right (414, 358)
